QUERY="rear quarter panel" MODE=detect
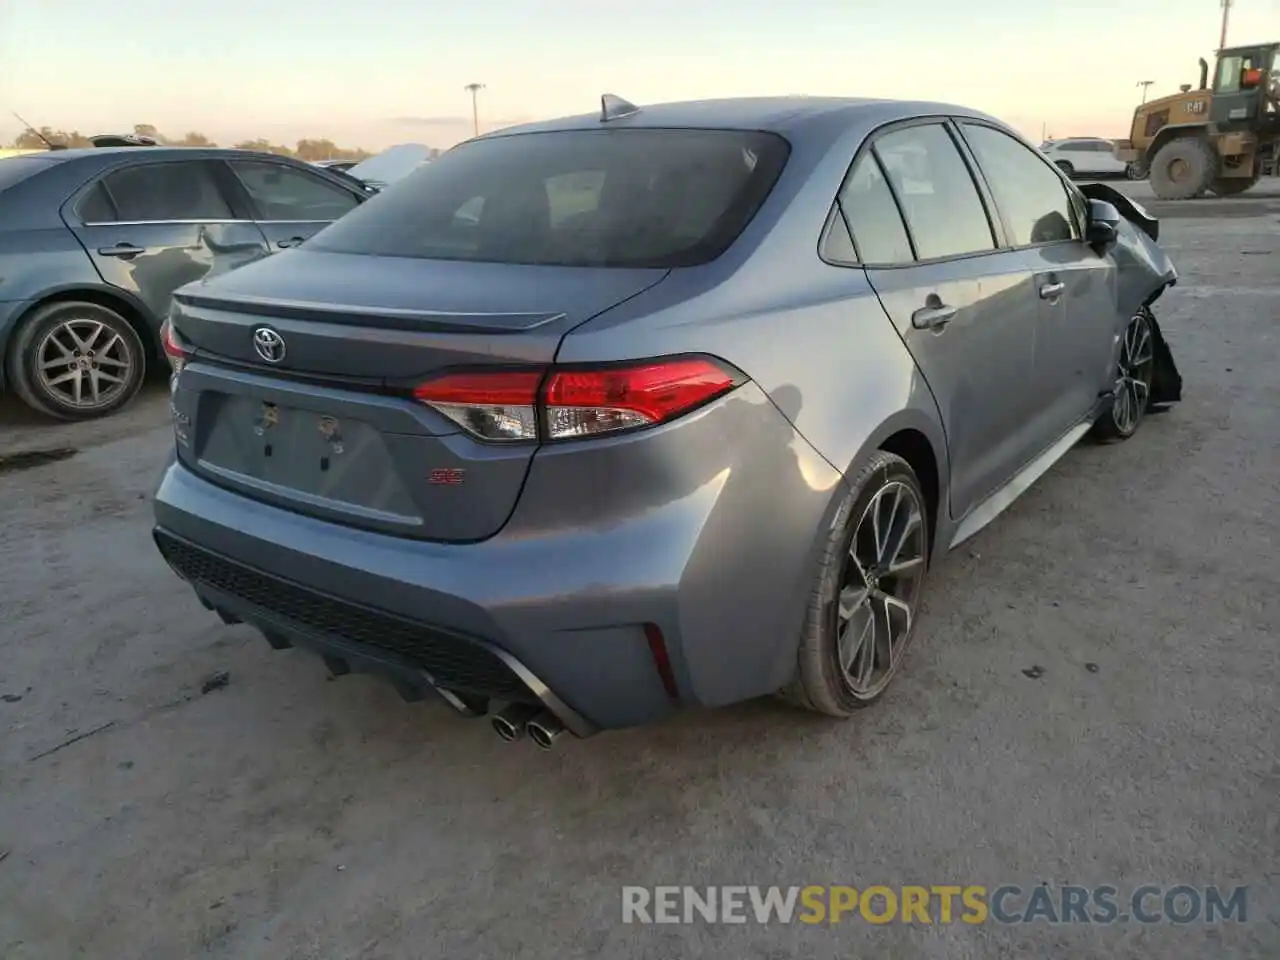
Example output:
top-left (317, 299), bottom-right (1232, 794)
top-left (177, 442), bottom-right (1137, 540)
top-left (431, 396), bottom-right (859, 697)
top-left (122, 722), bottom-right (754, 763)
top-left (557, 118), bottom-right (954, 673)
top-left (556, 116), bottom-right (950, 512)
top-left (0, 156), bottom-right (122, 384)
top-left (0, 224), bottom-right (107, 389)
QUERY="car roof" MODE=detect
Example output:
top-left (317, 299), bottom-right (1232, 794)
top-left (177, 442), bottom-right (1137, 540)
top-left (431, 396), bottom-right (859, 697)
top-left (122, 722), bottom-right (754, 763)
top-left (479, 96), bottom-right (1009, 141)
top-left (26, 146), bottom-right (309, 164)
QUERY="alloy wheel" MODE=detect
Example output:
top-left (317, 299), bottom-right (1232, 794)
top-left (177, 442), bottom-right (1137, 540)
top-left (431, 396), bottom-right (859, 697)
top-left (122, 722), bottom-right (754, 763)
top-left (35, 317), bottom-right (135, 410)
top-left (1113, 312), bottom-right (1155, 435)
top-left (835, 480), bottom-right (928, 698)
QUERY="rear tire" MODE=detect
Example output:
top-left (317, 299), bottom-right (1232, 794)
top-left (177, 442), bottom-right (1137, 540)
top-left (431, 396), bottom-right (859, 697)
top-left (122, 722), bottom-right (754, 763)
top-left (781, 451), bottom-right (931, 717)
top-left (1125, 162), bottom-right (1149, 181)
top-left (1054, 160), bottom-right (1075, 178)
top-left (1092, 308), bottom-right (1156, 444)
top-left (1149, 136), bottom-right (1218, 200)
top-left (5, 300), bottom-right (146, 421)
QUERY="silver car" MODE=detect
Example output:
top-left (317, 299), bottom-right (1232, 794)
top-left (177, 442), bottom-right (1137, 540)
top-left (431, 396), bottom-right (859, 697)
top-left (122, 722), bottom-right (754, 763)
top-left (152, 96), bottom-right (1182, 749)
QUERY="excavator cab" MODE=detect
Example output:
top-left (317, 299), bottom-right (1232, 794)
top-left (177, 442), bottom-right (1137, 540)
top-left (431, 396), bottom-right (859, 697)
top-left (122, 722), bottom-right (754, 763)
top-left (1209, 43), bottom-right (1280, 130)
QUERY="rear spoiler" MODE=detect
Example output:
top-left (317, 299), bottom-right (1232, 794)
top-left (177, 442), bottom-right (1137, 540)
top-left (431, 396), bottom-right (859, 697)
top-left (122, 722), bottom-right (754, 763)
top-left (1077, 181), bottom-right (1160, 243)
top-left (89, 134), bottom-right (158, 148)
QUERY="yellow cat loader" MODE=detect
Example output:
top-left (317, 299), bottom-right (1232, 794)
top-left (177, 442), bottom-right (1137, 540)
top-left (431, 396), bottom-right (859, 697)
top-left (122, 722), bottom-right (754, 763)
top-left (1115, 42), bottom-right (1279, 199)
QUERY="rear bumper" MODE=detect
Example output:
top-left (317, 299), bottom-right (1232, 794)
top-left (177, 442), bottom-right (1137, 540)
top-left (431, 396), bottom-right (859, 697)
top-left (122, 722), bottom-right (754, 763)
top-left (152, 381), bottom-right (847, 732)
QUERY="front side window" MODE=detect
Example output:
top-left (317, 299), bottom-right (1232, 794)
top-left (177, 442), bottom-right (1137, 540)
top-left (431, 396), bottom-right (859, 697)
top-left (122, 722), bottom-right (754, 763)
top-left (871, 123), bottom-right (996, 261)
top-left (961, 124), bottom-right (1078, 247)
top-left (97, 161), bottom-right (232, 222)
top-left (834, 153), bottom-right (913, 264)
top-left (1215, 55), bottom-right (1253, 92)
top-left (230, 161), bottom-right (359, 221)
top-left (308, 128), bottom-right (790, 268)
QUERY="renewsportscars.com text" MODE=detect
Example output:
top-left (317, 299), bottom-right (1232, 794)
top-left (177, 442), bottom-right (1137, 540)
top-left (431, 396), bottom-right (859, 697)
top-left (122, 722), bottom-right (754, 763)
top-left (621, 884), bottom-right (1249, 925)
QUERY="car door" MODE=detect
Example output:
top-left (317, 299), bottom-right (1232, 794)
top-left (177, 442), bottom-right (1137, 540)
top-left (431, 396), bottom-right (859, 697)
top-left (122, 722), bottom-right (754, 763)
top-left (958, 121), bottom-right (1119, 442)
top-left (221, 158), bottom-right (362, 251)
top-left (64, 158), bottom-right (271, 325)
top-left (836, 120), bottom-right (1043, 520)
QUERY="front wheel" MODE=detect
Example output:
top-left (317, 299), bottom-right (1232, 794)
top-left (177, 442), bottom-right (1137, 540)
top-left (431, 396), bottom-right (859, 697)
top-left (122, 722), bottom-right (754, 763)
top-left (1091, 309), bottom-right (1156, 443)
top-left (1126, 162), bottom-right (1149, 181)
top-left (1149, 136), bottom-right (1218, 200)
top-left (782, 451), bottom-right (931, 716)
top-left (5, 300), bottom-right (147, 421)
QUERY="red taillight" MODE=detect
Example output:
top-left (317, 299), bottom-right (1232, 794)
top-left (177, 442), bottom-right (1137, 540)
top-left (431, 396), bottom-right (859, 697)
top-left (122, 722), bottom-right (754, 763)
top-left (412, 356), bottom-right (740, 443)
top-left (160, 319), bottom-right (188, 376)
top-left (543, 358), bottom-right (737, 439)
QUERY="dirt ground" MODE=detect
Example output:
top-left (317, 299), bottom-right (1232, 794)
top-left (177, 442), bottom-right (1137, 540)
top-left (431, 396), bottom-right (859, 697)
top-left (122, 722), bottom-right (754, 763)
top-left (1, 183), bottom-right (1278, 959)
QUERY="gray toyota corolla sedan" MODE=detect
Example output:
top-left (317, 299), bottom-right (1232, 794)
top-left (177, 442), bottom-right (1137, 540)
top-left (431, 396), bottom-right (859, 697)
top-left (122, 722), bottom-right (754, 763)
top-left (152, 95), bottom-right (1182, 749)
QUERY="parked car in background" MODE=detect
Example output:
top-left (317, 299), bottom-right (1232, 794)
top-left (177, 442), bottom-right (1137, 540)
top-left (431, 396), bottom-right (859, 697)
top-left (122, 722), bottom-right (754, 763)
top-left (312, 158), bottom-right (359, 173)
top-left (343, 143), bottom-right (432, 191)
top-left (153, 95), bottom-right (1182, 750)
top-left (1039, 137), bottom-right (1128, 179)
top-left (0, 146), bottom-right (369, 420)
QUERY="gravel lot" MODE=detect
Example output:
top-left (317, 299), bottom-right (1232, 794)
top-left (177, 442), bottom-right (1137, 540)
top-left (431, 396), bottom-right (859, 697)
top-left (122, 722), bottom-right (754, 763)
top-left (2, 182), bottom-right (1278, 959)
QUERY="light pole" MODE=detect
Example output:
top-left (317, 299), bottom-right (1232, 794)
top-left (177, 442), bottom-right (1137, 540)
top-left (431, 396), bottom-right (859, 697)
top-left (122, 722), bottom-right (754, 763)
top-left (464, 83), bottom-right (485, 138)
top-left (1137, 80), bottom-right (1155, 103)
top-left (1218, 0), bottom-right (1232, 51)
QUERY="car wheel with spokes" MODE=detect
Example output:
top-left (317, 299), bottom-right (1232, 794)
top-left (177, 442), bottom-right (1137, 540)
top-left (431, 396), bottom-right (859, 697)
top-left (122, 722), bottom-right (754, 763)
top-left (783, 450), bottom-right (931, 716)
top-left (1092, 308), bottom-right (1156, 443)
top-left (6, 300), bottom-right (147, 421)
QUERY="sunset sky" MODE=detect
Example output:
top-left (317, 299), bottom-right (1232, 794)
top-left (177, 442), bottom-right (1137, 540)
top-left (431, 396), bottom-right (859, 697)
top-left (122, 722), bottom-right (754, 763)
top-left (2, 0), bottom-right (1277, 151)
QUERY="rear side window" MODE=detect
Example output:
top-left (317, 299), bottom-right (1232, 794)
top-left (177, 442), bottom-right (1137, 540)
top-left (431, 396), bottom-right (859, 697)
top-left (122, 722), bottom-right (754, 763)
top-left (960, 124), bottom-right (1078, 246)
top-left (871, 124), bottom-right (996, 261)
top-left (229, 160), bottom-right (359, 221)
top-left (834, 153), bottom-right (913, 264)
top-left (308, 129), bottom-right (791, 268)
top-left (76, 182), bottom-right (116, 222)
top-left (98, 161), bottom-right (232, 221)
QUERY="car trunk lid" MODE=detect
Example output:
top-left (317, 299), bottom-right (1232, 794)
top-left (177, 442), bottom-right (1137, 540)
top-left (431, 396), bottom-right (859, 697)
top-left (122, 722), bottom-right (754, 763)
top-left (168, 250), bottom-right (668, 541)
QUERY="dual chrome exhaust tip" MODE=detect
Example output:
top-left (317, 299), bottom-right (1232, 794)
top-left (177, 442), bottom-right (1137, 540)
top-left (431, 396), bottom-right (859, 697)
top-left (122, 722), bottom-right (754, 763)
top-left (491, 703), bottom-right (569, 750)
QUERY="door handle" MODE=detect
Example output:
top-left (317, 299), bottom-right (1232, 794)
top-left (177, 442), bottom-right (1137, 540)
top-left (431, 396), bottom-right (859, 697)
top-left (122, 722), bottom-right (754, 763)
top-left (911, 303), bottom-right (958, 331)
top-left (97, 243), bottom-right (145, 257)
top-left (1039, 281), bottom-right (1066, 300)
top-left (276, 236), bottom-right (306, 249)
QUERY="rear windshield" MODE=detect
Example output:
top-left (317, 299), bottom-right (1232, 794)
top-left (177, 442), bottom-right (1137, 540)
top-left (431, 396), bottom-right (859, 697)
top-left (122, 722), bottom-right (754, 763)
top-left (308, 128), bottom-right (791, 268)
top-left (0, 156), bottom-right (54, 193)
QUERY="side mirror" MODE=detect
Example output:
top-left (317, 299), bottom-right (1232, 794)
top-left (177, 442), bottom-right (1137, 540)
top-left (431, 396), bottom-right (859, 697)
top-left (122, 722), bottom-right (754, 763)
top-left (1085, 199), bottom-right (1121, 250)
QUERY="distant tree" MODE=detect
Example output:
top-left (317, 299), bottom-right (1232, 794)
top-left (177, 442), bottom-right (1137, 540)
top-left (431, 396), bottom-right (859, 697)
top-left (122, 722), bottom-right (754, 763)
top-left (9, 122), bottom-right (378, 158)
top-left (234, 138), bottom-right (294, 156)
top-left (131, 123), bottom-right (171, 144)
top-left (295, 138), bottom-right (374, 161)
top-left (294, 137), bottom-right (338, 161)
top-left (11, 126), bottom-right (95, 149)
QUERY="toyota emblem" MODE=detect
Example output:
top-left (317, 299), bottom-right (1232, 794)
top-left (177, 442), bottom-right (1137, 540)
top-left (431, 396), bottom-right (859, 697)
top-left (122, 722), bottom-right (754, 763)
top-left (252, 327), bottom-right (286, 364)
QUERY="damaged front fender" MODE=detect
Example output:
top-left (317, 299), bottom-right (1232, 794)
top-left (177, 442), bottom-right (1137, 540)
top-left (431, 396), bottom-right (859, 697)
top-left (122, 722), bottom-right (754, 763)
top-left (1080, 182), bottom-right (1182, 407)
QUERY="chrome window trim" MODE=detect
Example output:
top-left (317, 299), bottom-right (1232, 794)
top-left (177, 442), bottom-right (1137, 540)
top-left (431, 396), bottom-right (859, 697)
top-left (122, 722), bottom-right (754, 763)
top-left (79, 218), bottom-right (252, 227)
